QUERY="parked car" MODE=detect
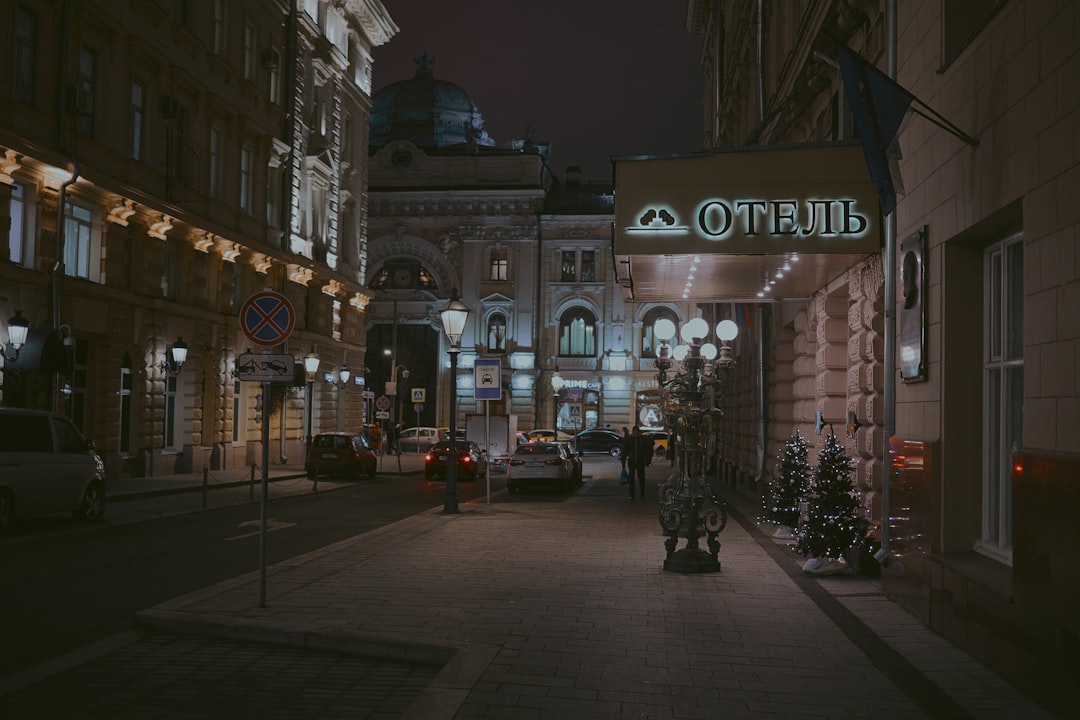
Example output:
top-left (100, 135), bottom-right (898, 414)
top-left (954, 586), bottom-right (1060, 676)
top-left (0, 408), bottom-right (106, 534)
top-left (398, 426), bottom-right (442, 453)
top-left (525, 428), bottom-right (574, 443)
top-left (553, 440), bottom-right (584, 485)
top-left (573, 428), bottom-right (624, 457)
top-left (424, 440), bottom-right (488, 481)
top-left (506, 442), bottom-right (578, 493)
top-left (437, 427), bottom-right (468, 442)
top-left (644, 430), bottom-right (670, 456)
top-left (305, 432), bottom-right (377, 480)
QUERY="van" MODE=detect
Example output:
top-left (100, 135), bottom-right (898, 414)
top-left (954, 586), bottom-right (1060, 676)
top-left (0, 408), bottom-right (106, 533)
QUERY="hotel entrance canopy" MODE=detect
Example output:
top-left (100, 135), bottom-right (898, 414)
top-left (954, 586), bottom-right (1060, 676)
top-left (613, 143), bottom-right (881, 303)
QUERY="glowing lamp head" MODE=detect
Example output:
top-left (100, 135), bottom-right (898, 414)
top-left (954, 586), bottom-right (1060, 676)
top-left (653, 318), bottom-right (676, 342)
top-left (681, 317), bottom-right (709, 343)
top-left (716, 319), bottom-right (739, 342)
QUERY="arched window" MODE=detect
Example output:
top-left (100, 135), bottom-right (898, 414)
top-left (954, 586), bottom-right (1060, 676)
top-left (487, 313), bottom-right (507, 353)
top-left (641, 306), bottom-right (679, 359)
top-left (558, 308), bottom-right (596, 357)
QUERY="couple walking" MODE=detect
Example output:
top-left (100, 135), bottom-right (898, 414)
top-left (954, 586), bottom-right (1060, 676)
top-left (621, 426), bottom-right (653, 501)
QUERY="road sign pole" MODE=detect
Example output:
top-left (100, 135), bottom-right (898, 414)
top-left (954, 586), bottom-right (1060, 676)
top-left (258, 379), bottom-right (270, 608)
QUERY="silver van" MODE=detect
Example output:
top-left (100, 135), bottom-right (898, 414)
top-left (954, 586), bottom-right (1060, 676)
top-left (0, 408), bottom-right (106, 533)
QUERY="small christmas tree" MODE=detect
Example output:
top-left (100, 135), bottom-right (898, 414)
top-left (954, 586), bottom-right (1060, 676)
top-left (796, 430), bottom-right (863, 564)
top-left (762, 430), bottom-right (811, 530)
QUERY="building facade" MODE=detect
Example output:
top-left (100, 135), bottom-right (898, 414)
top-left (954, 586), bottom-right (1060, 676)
top-left (680, 1), bottom-right (1078, 711)
top-left (1, 0), bottom-right (395, 477)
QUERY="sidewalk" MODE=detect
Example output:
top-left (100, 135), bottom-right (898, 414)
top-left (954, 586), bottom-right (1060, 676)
top-left (3, 459), bottom-right (1061, 719)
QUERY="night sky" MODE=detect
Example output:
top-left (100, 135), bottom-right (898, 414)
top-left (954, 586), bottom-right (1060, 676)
top-left (372, 0), bottom-right (704, 184)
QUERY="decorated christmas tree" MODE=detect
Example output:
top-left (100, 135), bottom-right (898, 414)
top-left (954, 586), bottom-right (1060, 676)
top-left (762, 430), bottom-right (811, 530)
top-left (796, 430), bottom-right (864, 564)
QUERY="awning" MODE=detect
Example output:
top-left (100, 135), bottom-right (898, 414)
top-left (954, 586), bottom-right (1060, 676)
top-left (613, 143), bottom-right (881, 302)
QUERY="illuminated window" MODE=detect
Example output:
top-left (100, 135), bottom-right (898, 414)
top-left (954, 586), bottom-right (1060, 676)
top-left (487, 313), bottom-right (507, 353)
top-left (490, 247), bottom-right (509, 280)
top-left (558, 308), bottom-right (596, 357)
top-left (561, 251), bottom-right (576, 282)
top-left (580, 251), bottom-right (595, 282)
top-left (7, 181), bottom-right (34, 269)
top-left (980, 232), bottom-right (1022, 563)
top-left (63, 200), bottom-right (100, 281)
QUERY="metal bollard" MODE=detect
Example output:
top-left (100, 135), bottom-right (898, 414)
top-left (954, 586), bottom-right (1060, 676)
top-left (202, 468), bottom-right (208, 509)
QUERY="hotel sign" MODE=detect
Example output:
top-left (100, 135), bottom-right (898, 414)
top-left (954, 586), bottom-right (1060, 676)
top-left (614, 143), bottom-right (881, 255)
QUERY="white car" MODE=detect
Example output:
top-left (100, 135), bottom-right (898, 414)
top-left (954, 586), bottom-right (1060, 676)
top-left (0, 408), bottom-right (106, 533)
top-left (506, 442), bottom-right (578, 493)
top-left (397, 426), bottom-right (443, 453)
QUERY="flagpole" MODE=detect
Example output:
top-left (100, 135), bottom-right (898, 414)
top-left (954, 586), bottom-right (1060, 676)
top-left (910, 105), bottom-right (980, 147)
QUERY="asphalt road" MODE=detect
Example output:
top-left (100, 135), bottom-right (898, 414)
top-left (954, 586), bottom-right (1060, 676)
top-left (0, 472), bottom-right (499, 680)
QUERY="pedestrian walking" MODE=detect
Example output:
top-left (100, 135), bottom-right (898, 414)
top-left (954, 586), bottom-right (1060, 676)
top-left (619, 427), bottom-right (631, 472)
top-left (625, 425), bottom-right (653, 501)
top-left (388, 422), bottom-right (402, 455)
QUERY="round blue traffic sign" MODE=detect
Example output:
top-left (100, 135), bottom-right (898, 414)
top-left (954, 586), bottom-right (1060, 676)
top-left (240, 290), bottom-right (295, 346)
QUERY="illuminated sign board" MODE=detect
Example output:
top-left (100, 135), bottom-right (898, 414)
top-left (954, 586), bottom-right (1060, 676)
top-left (614, 143), bottom-right (881, 256)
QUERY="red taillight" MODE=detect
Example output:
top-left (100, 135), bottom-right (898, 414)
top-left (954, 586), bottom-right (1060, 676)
top-left (462, 456), bottom-right (472, 464)
top-left (424, 453), bottom-right (434, 462)
top-left (509, 459), bottom-right (525, 466)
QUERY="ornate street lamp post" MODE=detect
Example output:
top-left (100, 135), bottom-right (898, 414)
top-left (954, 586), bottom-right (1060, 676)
top-left (303, 345), bottom-right (320, 447)
top-left (550, 364), bottom-right (564, 432)
top-left (653, 316), bottom-right (739, 573)
top-left (439, 290), bottom-right (470, 514)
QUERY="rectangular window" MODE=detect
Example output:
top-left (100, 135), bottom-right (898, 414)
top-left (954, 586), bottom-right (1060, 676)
top-left (209, 127), bottom-right (223, 199)
top-left (266, 162), bottom-right (282, 227)
top-left (162, 244), bottom-right (179, 298)
top-left (268, 49), bottom-right (281, 104)
top-left (561, 251), bottom-right (576, 282)
top-left (213, 0), bottom-right (226, 55)
top-left (63, 201), bottom-right (93, 279)
top-left (7, 182), bottom-right (30, 267)
top-left (15, 4), bottom-right (36, 106)
top-left (981, 233), bottom-right (1023, 562)
top-left (943, 0), bottom-right (1006, 67)
top-left (580, 251), bottom-right (596, 282)
top-left (167, 106), bottom-right (187, 184)
top-left (131, 81), bottom-right (145, 160)
top-left (239, 145), bottom-right (254, 213)
top-left (490, 248), bottom-right (509, 281)
top-left (243, 22), bottom-right (255, 81)
top-left (76, 45), bottom-right (97, 136)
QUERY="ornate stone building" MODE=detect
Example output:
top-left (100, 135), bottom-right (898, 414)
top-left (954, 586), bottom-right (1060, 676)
top-left (1, 0), bottom-right (395, 476)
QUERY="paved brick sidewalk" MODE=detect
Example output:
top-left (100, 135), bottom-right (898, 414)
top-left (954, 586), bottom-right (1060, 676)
top-left (0, 460), bottom-right (1058, 719)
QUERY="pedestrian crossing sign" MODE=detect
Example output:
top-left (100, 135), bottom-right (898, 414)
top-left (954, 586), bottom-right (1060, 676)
top-left (411, 388), bottom-right (426, 402)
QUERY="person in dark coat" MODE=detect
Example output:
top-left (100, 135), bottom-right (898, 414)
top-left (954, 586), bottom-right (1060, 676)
top-left (625, 425), bottom-right (653, 501)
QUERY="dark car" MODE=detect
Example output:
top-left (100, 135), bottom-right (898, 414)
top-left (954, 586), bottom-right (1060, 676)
top-left (305, 432), bottom-right (377, 480)
top-left (573, 428), bottom-right (623, 457)
top-left (554, 440), bottom-right (584, 484)
top-left (425, 440), bottom-right (488, 481)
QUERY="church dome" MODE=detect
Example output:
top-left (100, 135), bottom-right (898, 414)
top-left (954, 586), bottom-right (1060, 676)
top-left (371, 54), bottom-right (496, 150)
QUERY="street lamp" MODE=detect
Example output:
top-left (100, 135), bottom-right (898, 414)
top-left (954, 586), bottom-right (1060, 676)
top-left (304, 345), bottom-right (320, 447)
top-left (550, 364), bottom-right (564, 432)
top-left (159, 337), bottom-right (188, 375)
top-left (652, 316), bottom-right (739, 574)
top-left (439, 289), bottom-right (470, 514)
top-left (4, 310), bottom-right (30, 361)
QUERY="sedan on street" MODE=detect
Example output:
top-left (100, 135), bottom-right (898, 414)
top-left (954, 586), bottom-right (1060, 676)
top-left (305, 432), bottom-right (377, 480)
top-left (507, 442), bottom-right (578, 493)
top-left (425, 440), bottom-right (488, 481)
top-left (573, 428), bottom-right (623, 457)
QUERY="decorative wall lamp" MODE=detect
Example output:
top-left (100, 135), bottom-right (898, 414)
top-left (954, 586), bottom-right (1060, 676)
top-left (439, 290), bottom-right (471, 515)
top-left (4, 310), bottom-right (30, 361)
top-left (159, 337), bottom-right (188, 375)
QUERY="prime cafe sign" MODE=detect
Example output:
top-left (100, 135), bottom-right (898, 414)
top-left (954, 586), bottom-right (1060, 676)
top-left (613, 143), bottom-right (881, 256)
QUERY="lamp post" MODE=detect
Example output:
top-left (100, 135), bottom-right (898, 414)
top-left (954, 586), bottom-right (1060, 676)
top-left (4, 311), bottom-right (30, 361)
top-left (159, 337), bottom-right (189, 375)
top-left (652, 316), bottom-right (739, 573)
top-left (303, 345), bottom-right (320, 447)
top-left (439, 290), bottom-right (470, 514)
top-left (550, 365), bottom-right (564, 432)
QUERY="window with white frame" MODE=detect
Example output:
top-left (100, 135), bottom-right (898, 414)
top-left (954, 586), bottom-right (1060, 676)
top-left (131, 81), bottom-right (145, 161)
top-left (212, 0), bottom-right (226, 55)
top-left (7, 181), bottom-right (34, 268)
top-left (63, 200), bottom-right (99, 281)
top-left (558, 308), bottom-right (597, 357)
top-left (980, 232), bottom-right (1023, 563)
top-left (490, 247), bottom-right (509, 280)
top-left (487, 313), bottom-right (507, 353)
top-left (239, 145), bottom-right (254, 214)
top-left (243, 22), bottom-right (255, 81)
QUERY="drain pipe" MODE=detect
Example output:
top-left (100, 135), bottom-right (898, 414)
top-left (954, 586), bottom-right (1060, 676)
top-left (51, 159), bottom-right (80, 413)
top-left (881, 0), bottom-right (898, 556)
top-left (754, 304), bottom-right (766, 485)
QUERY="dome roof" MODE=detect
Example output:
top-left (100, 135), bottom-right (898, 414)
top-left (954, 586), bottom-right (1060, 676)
top-left (371, 54), bottom-right (496, 150)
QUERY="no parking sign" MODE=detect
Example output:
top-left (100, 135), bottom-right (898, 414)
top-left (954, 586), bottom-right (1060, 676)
top-left (239, 290), bottom-right (295, 346)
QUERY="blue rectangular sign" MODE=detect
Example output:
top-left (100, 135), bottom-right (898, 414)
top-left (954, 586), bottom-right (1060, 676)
top-left (474, 358), bottom-right (502, 401)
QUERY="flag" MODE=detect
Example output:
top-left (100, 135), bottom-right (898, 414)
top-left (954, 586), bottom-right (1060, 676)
top-left (734, 303), bottom-right (757, 332)
top-left (837, 45), bottom-right (916, 216)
